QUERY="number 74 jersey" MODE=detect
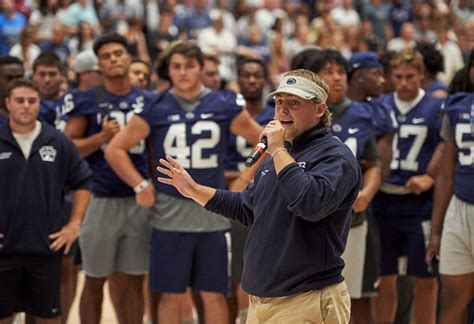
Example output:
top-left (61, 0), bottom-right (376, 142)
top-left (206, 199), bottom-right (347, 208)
top-left (137, 90), bottom-right (245, 198)
top-left (381, 93), bottom-right (443, 186)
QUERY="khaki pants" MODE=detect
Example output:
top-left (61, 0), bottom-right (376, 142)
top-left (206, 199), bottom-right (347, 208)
top-left (246, 281), bottom-right (350, 324)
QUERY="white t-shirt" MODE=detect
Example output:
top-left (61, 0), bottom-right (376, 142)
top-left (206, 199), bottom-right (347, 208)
top-left (12, 121), bottom-right (42, 159)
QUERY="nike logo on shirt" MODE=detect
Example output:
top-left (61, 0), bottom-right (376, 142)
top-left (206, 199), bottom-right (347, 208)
top-left (412, 117), bottom-right (425, 124)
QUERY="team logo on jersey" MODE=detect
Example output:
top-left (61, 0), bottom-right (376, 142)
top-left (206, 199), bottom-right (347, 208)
top-left (286, 78), bottom-right (297, 85)
top-left (397, 115), bottom-right (407, 123)
top-left (132, 95), bottom-right (145, 114)
top-left (412, 117), bottom-right (425, 124)
top-left (39, 146), bottom-right (57, 162)
top-left (348, 128), bottom-right (359, 134)
top-left (462, 113), bottom-right (470, 120)
top-left (119, 101), bottom-right (129, 110)
top-left (332, 124), bottom-right (342, 132)
top-left (186, 112), bottom-right (195, 119)
top-left (0, 152), bottom-right (12, 160)
top-left (297, 162), bottom-right (306, 170)
top-left (168, 114), bottom-right (181, 122)
top-left (260, 169), bottom-right (270, 177)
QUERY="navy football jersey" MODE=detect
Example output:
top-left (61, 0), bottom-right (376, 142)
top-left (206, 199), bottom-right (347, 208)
top-left (0, 114), bottom-right (6, 125)
top-left (63, 86), bottom-right (154, 197)
top-left (366, 96), bottom-right (397, 139)
top-left (226, 103), bottom-right (274, 172)
top-left (382, 93), bottom-right (443, 186)
top-left (330, 101), bottom-right (376, 161)
top-left (443, 92), bottom-right (474, 204)
top-left (39, 98), bottom-right (65, 131)
top-left (137, 90), bottom-right (245, 198)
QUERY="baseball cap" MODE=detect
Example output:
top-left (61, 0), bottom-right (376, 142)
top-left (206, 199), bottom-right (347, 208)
top-left (267, 75), bottom-right (328, 102)
top-left (348, 51), bottom-right (382, 74)
top-left (75, 50), bottom-right (99, 73)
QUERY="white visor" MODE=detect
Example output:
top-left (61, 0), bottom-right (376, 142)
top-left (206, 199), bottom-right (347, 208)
top-left (267, 76), bottom-right (328, 102)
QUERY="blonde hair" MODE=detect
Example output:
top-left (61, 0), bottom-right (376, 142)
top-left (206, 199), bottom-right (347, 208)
top-left (283, 69), bottom-right (332, 129)
top-left (390, 48), bottom-right (424, 72)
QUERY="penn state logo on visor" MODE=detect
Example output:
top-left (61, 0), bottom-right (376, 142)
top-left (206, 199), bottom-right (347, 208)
top-left (286, 78), bottom-right (297, 85)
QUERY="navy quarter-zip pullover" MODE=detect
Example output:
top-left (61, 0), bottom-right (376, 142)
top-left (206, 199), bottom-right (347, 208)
top-left (0, 121), bottom-right (92, 255)
top-left (206, 124), bottom-right (362, 297)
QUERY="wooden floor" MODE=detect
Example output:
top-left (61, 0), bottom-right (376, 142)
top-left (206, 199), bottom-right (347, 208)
top-left (67, 273), bottom-right (117, 324)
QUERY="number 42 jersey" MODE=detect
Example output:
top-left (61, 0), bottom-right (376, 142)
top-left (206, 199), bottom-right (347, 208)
top-left (136, 89), bottom-right (245, 198)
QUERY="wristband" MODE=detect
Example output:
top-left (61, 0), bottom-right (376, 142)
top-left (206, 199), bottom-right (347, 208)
top-left (271, 148), bottom-right (287, 158)
top-left (133, 179), bottom-right (150, 193)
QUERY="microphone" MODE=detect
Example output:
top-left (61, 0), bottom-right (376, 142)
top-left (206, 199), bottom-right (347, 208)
top-left (245, 137), bottom-right (267, 167)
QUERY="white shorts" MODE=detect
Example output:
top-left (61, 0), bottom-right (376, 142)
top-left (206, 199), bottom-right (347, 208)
top-left (439, 195), bottom-right (474, 276)
top-left (342, 220), bottom-right (368, 299)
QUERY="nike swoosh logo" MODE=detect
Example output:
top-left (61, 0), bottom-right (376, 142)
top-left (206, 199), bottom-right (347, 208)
top-left (412, 117), bottom-right (425, 124)
top-left (348, 128), bottom-right (359, 134)
top-left (201, 113), bottom-right (214, 119)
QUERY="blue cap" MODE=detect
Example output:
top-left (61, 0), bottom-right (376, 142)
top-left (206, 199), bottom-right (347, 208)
top-left (348, 52), bottom-right (382, 74)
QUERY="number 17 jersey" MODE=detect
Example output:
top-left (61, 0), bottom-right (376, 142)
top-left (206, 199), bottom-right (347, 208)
top-left (381, 93), bottom-right (443, 186)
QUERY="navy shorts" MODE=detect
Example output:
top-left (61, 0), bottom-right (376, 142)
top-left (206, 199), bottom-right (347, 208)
top-left (149, 229), bottom-right (231, 294)
top-left (373, 192), bottom-right (434, 277)
top-left (0, 254), bottom-right (62, 319)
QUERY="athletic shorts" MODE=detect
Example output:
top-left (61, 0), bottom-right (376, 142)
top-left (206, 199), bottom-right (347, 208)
top-left (440, 195), bottom-right (474, 275)
top-left (0, 254), bottom-right (61, 319)
top-left (149, 229), bottom-right (231, 294)
top-left (230, 221), bottom-right (248, 285)
top-left (79, 196), bottom-right (152, 277)
top-left (341, 212), bottom-right (380, 299)
top-left (374, 216), bottom-right (433, 277)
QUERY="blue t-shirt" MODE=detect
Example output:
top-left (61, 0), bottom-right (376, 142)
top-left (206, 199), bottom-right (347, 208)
top-left (381, 93), bottom-right (443, 186)
top-left (389, 3), bottom-right (412, 38)
top-left (0, 12), bottom-right (26, 48)
top-left (37, 41), bottom-right (71, 64)
top-left (137, 90), bottom-right (244, 198)
top-left (226, 102), bottom-right (274, 172)
top-left (63, 86), bottom-right (154, 197)
top-left (443, 92), bottom-right (474, 204)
